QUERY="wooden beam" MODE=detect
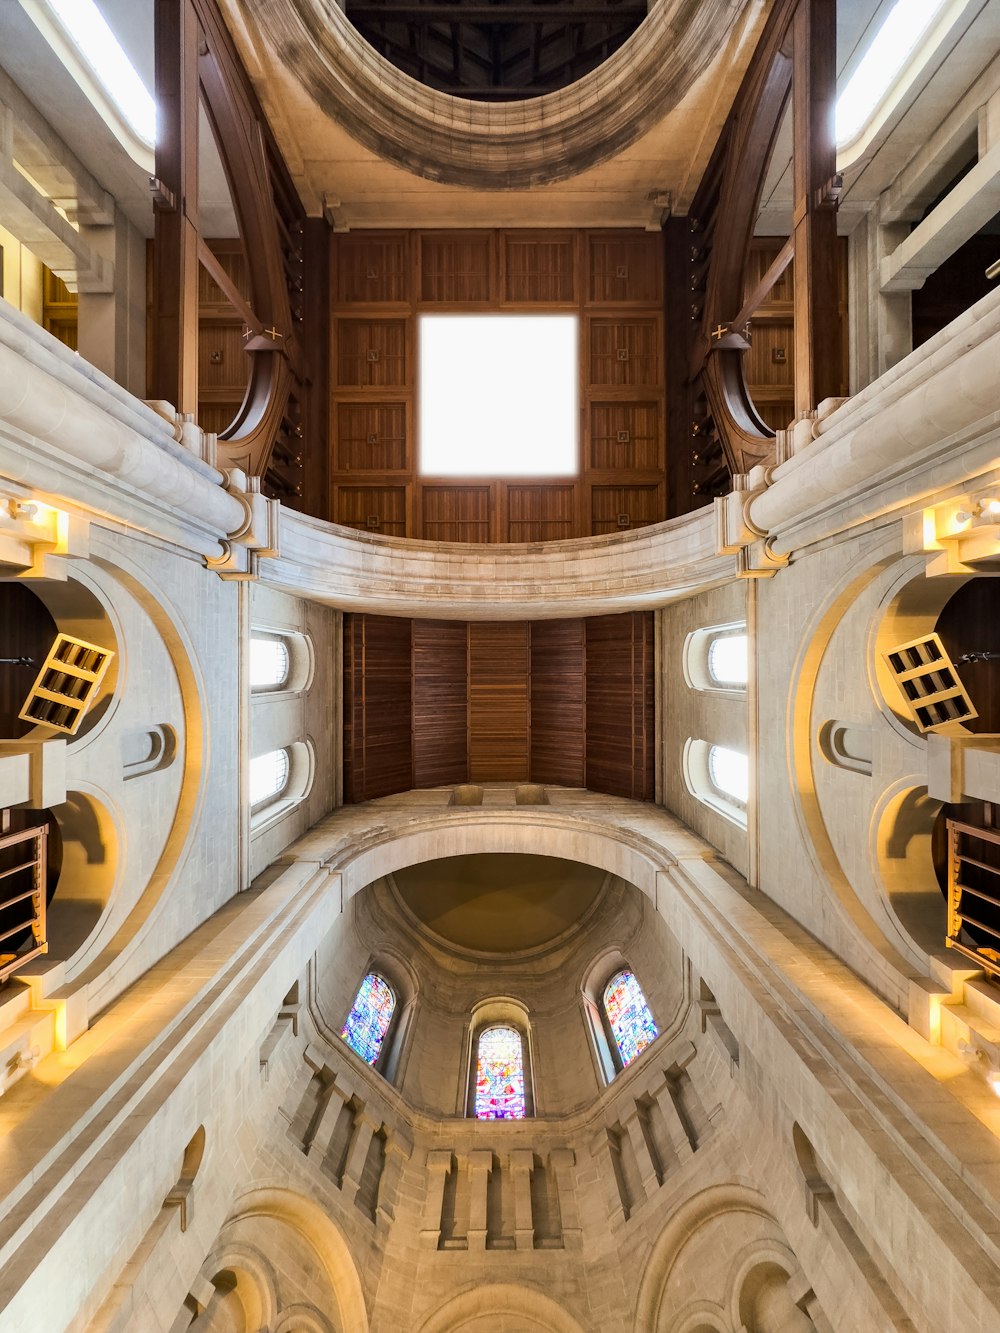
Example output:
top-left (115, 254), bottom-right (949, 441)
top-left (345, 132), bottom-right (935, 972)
top-left (732, 233), bottom-right (793, 331)
top-left (150, 0), bottom-right (200, 413)
top-left (791, 0), bottom-right (840, 415)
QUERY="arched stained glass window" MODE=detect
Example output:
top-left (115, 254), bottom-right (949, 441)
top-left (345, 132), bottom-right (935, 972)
top-left (250, 636), bottom-right (290, 691)
top-left (474, 1025), bottom-right (526, 1120)
top-left (249, 748), bottom-right (290, 806)
top-left (341, 973), bottom-right (396, 1066)
top-left (603, 969), bottom-right (658, 1068)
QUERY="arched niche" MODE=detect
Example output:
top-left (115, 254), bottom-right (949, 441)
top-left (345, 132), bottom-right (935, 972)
top-left (47, 788), bottom-right (120, 961)
top-left (416, 1282), bottom-right (587, 1333)
top-left (871, 780), bottom-right (945, 957)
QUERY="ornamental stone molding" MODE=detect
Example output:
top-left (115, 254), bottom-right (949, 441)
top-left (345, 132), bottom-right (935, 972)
top-left (245, 0), bottom-right (753, 189)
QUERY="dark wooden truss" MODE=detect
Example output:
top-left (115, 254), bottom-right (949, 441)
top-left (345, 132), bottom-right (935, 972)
top-left (665, 0), bottom-right (842, 513)
top-left (344, 0), bottom-right (644, 98)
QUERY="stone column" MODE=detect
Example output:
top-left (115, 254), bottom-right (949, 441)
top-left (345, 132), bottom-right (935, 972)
top-left (509, 1148), bottom-right (534, 1251)
top-left (420, 1149), bottom-right (452, 1250)
top-left (467, 1149), bottom-right (493, 1251)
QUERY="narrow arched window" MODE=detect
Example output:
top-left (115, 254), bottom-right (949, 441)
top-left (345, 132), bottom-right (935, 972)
top-left (708, 744), bottom-right (749, 806)
top-left (603, 969), bottom-right (658, 1068)
top-left (249, 748), bottom-right (290, 807)
top-left (474, 1025), bottom-right (526, 1120)
top-left (707, 632), bottom-right (748, 687)
top-left (250, 635), bottom-right (290, 691)
top-left (341, 973), bottom-right (396, 1066)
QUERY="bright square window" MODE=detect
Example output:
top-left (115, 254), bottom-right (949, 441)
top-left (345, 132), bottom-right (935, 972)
top-left (419, 314), bottom-right (578, 476)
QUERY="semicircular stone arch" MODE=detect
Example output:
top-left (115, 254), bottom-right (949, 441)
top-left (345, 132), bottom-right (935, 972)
top-left (416, 1281), bottom-right (588, 1333)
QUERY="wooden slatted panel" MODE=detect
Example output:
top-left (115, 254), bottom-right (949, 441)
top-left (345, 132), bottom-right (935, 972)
top-left (502, 233), bottom-right (577, 303)
top-left (530, 619), bottom-right (585, 786)
top-left (585, 612), bottom-right (654, 800)
top-left (336, 404), bottom-right (408, 471)
top-left (588, 319), bottom-right (658, 387)
top-left (588, 234), bottom-right (661, 304)
top-left (420, 234), bottom-right (493, 303)
top-left (334, 486), bottom-right (407, 536)
top-left (412, 620), bottom-right (469, 787)
top-left (591, 484), bottom-right (661, 535)
top-left (507, 485), bottom-right (576, 543)
top-left (422, 486), bottom-right (491, 543)
top-left (343, 614), bottom-right (413, 802)
top-left (589, 402), bottom-right (661, 471)
top-left (468, 622), bottom-right (529, 782)
top-left (335, 234), bottom-right (408, 304)
top-left (335, 319), bottom-right (407, 386)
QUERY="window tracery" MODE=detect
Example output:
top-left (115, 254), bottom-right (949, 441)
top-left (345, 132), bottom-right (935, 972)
top-left (341, 973), bottom-right (396, 1066)
top-left (473, 1024), bottom-right (526, 1120)
top-left (603, 969), bottom-right (658, 1068)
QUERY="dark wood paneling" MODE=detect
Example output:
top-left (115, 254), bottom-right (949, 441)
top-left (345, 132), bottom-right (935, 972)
top-left (330, 229), bottom-right (666, 542)
top-left (590, 402), bottom-right (661, 471)
top-left (420, 233), bottom-right (494, 303)
top-left (501, 232), bottom-right (577, 303)
top-left (507, 485), bottom-right (575, 542)
top-left (422, 486), bottom-right (491, 542)
top-left (936, 578), bottom-right (1000, 734)
top-left (585, 612), bottom-right (655, 800)
top-left (530, 619), bottom-right (585, 786)
top-left (412, 620), bottom-right (469, 787)
top-left (333, 485), bottom-right (407, 536)
top-left (588, 318), bottom-right (659, 387)
top-left (336, 403), bottom-right (408, 472)
top-left (343, 614), bottom-right (413, 802)
top-left (587, 233), bottom-right (662, 304)
top-left (335, 319), bottom-right (408, 387)
top-left (335, 233), bottom-right (409, 305)
top-left (591, 484), bottom-right (662, 534)
top-left (468, 622), bottom-right (530, 782)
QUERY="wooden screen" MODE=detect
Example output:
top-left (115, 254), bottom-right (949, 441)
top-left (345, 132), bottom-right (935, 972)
top-left (330, 230), bottom-right (664, 542)
top-left (344, 611), bottom-right (654, 802)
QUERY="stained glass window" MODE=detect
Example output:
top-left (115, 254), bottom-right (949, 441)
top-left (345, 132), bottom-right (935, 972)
top-left (603, 969), bottom-right (658, 1068)
top-left (474, 1025), bottom-right (526, 1120)
top-left (341, 973), bottom-right (396, 1066)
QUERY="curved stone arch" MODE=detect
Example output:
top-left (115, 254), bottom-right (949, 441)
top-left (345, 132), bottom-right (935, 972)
top-left (416, 1282), bottom-right (587, 1333)
top-left (329, 810), bottom-right (671, 912)
top-left (195, 1239), bottom-right (280, 1332)
top-left (273, 1303), bottom-right (335, 1333)
top-left (224, 1184), bottom-right (370, 1333)
top-left (245, 0), bottom-right (750, 190)
top-left (724, 1238), bottom-right (804, 1331)
top-left (634, 1182), bottom-right (779, 1331)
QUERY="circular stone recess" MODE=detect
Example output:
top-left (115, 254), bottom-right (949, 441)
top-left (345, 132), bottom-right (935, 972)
top-left (392, 852), bottom-right (606, 953)
top-left (252, 0), bottom-right (749, 188)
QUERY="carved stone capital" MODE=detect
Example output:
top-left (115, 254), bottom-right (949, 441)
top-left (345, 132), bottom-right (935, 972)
top-left (715, 468), bottom-right (786, 577)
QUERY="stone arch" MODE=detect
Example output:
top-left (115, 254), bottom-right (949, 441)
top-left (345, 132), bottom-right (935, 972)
top-left (633, 1183), bottom-right (782, 1331)
top-left (416, 1282), bottom-right (587, 1333)
top-left (224, 1185), bottom-right (369, 1332)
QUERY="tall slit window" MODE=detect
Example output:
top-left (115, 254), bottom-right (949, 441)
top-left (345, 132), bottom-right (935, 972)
top-left (603, 969), bottom-right (658, 1068)
top-left (473, 1025), bottom-right (526, 1120)
top-left (250, 636), bottom-right (290, 691)
top-left (249, 748), bottom-right (290, 807)
top-left (341, 973), bottom-right (396, 1066)
top-left (708, 745), bottom-right (749, 807)
top-left (707, 633), bottom-right (748, 688)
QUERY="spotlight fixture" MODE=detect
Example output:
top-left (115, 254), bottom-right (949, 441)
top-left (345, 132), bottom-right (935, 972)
top-left (18, 634), bottom-right (113, 736)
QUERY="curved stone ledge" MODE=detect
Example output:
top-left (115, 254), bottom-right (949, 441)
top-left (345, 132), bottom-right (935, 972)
top-left (0, 303), bottom-right (245, 554)
top-left (750, 284), bottom-right (1000, 551)
top-left (261, 505), bottom-right (732, 618)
